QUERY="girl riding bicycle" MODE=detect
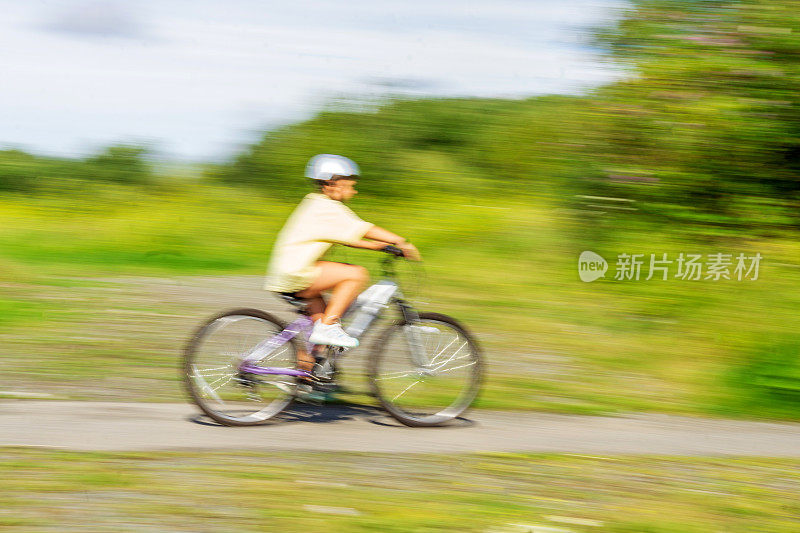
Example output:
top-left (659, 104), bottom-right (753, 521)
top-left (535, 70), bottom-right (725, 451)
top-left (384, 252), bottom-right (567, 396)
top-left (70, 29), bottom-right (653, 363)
top-left (265, 154), bottom-right (420, 364)
top-left (185, 156), bottom-right (481, 426)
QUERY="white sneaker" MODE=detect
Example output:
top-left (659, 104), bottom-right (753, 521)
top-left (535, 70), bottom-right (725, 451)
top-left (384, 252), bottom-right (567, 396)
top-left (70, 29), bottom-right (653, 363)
top-left (308, 320), bottom-right (359, 348)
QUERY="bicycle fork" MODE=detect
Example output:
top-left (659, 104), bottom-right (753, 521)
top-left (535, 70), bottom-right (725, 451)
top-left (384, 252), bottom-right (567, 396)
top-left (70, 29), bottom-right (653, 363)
top-left (398, 302), bottom-right (432, 370)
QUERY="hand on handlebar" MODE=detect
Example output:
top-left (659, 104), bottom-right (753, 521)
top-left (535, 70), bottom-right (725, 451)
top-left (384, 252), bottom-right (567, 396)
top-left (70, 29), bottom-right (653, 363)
top-left (398, 242), bottom-right (421, 261)
top-left (382, 242), bottom-right (421, 261)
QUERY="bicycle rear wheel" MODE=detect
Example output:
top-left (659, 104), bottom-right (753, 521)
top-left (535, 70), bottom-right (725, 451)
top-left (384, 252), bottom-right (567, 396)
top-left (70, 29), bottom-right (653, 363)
top-left (368, 312), bottom-right (483, 427)
top-left (182, 309), bottom-right (300, 426)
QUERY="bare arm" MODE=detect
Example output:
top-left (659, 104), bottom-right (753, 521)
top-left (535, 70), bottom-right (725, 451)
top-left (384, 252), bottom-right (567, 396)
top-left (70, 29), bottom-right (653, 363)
top-left (345, 225), bottom-right (421, 260)
top-left (364, 225), bottom-right (405, 245)
top-left (347, 238), bottom-right (389, 251)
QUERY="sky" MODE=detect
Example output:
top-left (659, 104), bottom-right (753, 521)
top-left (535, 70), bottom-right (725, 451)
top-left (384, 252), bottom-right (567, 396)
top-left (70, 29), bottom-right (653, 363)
top-left (0, 0), bottom-right (625, 161)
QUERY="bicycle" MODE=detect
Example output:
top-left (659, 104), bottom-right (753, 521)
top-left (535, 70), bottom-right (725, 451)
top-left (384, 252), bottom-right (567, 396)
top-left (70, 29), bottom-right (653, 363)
top-left (182, 247), bottom-right (483, 427)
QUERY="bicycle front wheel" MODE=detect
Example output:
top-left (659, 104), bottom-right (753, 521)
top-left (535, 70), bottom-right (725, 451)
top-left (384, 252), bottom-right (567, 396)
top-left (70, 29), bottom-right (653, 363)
top-left (182, 309), bottom-right (300, 426)
top-left (368, 312), bottom-right (483, 427)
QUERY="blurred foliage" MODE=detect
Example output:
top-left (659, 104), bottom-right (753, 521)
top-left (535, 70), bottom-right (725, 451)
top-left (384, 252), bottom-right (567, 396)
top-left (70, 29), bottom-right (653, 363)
top-left (207, 96), bottom-right (586, 202)
top-left (199, 0), bottom-right (800, 414)
top-left (210, 0), bottom-right (800, 229)
top-left (0, 144), bottom-right (153, 192)
top-left (588, 0), bottom-right (800, 226)
top-left (2, 450), bottom-right (800, 532)
top-left (1, 0), bottom-right (800, 415)
top-left (1, 1), bottom-right (797, 231)
top-left (85, 145), bottom-right (154, 184)
top-left (728, 338), bottom-right (800, 412)
top-left (0, 149), bottom-right (77, 192)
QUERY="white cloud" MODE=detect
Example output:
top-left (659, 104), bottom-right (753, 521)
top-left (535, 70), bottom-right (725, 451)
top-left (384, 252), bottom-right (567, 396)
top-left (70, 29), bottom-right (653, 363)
top-left (0, 0), bottom-right (625, 160)
top-left (43, 1), bottom-right (148, 39)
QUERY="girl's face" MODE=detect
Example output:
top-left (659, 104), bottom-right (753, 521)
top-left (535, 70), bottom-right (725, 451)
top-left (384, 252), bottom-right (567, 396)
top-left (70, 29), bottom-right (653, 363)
top-left (323, 178), bottom-right (358, 202)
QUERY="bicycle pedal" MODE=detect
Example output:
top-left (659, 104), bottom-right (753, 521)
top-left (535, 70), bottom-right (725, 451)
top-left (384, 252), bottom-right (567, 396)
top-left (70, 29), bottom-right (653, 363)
top-left (311, 360), bottom-right (338, 382)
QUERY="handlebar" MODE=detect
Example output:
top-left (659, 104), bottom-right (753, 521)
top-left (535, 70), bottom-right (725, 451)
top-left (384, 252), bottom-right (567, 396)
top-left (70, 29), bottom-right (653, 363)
top-left (382, 244), bottom-right (405, 257)
top-left (379, 244), bottom-right (427, 302)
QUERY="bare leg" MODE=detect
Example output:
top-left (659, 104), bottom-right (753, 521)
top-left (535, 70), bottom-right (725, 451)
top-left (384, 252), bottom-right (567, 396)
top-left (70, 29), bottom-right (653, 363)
top-left (304, 295), bottom-right (326, 323)
top-left (293, 262), bottom-right (368, 369)
top-left (295, 261), bottom-right (369, 324)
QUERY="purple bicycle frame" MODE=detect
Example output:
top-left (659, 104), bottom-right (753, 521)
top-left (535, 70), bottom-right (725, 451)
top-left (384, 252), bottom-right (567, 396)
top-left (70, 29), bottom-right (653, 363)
top-left (238, 315), bottom-right (315, 377)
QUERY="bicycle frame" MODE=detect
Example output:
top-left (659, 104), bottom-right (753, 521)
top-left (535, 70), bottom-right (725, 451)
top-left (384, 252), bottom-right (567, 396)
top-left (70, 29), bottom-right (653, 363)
top-left (185, 251), bottom-right (482, 427)
top-left (238, 256), bottom-right (418, 378)
top-left (237, 314), bottom-right (315, 377)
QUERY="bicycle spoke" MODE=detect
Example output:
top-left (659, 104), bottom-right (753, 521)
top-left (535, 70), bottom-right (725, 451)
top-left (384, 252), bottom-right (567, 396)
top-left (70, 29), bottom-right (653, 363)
top-left (195, 365), bottom-right (230, 373)
top-left (206, 373), bottom-right (233, 389)
top-left (374, 370), bottom-right (420, 381)
top-left (391, 379), bottom-right (422, 401)
top-left (184, 311), bottom-right (301, 425)
top-left (371, 313), bottom-right (482, 427)
top-left (260, 346), bottom-right (291, 363)
top-left (191, 365), bottom-right (225, 403)
top-left (433, 360), bottom-right (476, 374)
top-left (430, 342), bottom-right (468, 371)
top-left (193, 370), bottom-right (232, 378)
top-left (427, 336), bottom-right (458, 366)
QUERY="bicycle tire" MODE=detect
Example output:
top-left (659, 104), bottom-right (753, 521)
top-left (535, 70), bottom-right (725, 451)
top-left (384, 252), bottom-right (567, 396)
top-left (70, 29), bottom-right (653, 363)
top-left (182, 308), bottom-right (301, 426)
top-left (368, 312), bottom-right (483, 427)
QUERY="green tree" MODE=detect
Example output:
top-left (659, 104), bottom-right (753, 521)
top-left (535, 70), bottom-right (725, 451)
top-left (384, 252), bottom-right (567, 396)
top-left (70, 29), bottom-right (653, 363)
top-left (0, 150), bottom-right (43, 191)
top-left (590, 0), bottom-right (800, 226)
top-left (86, 144), bottom-right (153, 184)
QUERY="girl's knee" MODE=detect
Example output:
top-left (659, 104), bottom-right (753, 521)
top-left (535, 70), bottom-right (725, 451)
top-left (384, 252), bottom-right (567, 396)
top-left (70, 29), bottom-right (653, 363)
top-left (352, 265), bottom-right (369, 284)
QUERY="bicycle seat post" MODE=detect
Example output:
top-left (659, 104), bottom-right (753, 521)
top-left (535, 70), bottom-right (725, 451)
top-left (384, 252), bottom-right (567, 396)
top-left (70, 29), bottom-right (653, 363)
top-left (279, 293), bottom-right (310, 315)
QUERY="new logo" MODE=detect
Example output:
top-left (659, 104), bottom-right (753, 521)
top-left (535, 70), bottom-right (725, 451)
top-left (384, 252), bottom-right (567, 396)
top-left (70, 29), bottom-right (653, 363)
top-left (578, 251), bottom-right (608, 282)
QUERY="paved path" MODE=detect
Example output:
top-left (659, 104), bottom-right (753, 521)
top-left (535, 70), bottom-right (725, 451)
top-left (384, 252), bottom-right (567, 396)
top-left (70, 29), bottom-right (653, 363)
top-left (1, 401), bottom-right (799, 455)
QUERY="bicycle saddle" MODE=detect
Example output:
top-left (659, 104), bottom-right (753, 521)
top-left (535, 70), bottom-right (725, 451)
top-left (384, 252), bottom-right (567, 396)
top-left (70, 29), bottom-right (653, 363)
top-left (278, 292), bottom-right (308, 311)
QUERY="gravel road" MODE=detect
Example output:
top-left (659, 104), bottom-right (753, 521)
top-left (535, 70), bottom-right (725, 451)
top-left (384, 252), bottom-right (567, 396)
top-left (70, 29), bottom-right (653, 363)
top-left (2, 401), bottom-right (799, 455)
top-left (3, 275), bottom-right (798, 457)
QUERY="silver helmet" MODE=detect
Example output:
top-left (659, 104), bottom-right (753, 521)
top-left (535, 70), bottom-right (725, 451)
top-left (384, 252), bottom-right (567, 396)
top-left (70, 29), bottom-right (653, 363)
top-left (305, 154), bottom-right (360, 181)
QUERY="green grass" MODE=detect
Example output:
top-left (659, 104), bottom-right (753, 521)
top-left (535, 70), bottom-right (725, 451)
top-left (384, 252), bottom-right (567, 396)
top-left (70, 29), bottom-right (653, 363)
top-left (1, 182), bottom-right (799, 417)
top-left (1, 449), bottom-right (799, 532)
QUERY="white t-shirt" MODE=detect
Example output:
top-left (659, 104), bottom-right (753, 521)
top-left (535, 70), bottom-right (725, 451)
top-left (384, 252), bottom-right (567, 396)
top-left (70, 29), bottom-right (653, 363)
top-left (265, 193), bottom-right (373, 292)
